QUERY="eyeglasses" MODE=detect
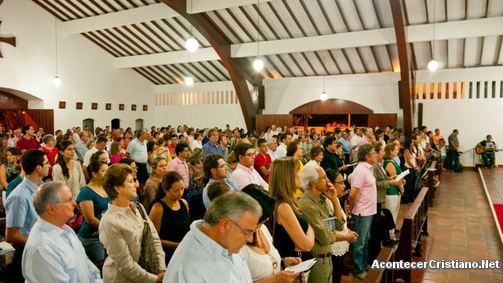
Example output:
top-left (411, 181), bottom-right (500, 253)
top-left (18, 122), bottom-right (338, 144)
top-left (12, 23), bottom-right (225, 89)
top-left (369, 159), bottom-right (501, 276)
top-left (227, 218), bottom-right (255, 237)
top-left (57, 196), bottom-right (74, 204)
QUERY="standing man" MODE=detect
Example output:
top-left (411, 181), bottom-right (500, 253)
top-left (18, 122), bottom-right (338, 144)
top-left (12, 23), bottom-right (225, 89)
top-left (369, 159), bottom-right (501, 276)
top-left (202, 154), bottom-right (239, 208)
top-left (275, 133), bottom-right (292, 158)
top-left (348, 144), bottom-right (377, 280)
top-left (22, 181), bottom-right (102, 283)
top-left (76, 130), bottom-right (90, 163)
top-left (16, 125), bottom-right (41, 154)
top-left (267, 136), bottom-right (279, 161)
top-left (299, 164), bottom-right (357, 283)
top-left (164, 192), bottom-right (262, 282)
top-left (126, 129), bottom-right (149, 185)
top-left (5, 150), bottom-right (51, 282)
top-left (202, 128), bottom-right (224, 158)
top-left (167, 142), bottom-right (190, 189)
top-left (254, 138), bottom-right (272, 183)
top-left (84, 136), bottom-right (110, 167)
top-left (230, 143), bottom-right (268, 191)
top-left (446, 129), bottom-right (460, 171)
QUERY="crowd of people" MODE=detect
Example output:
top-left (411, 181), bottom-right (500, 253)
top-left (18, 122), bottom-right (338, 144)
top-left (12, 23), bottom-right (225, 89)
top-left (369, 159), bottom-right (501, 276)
top-left (0, 122), bottom-right (490, 282)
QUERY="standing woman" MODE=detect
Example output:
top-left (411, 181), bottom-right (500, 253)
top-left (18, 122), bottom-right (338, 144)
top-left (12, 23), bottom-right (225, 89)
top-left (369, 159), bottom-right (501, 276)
top-left (99, 164), bottom-right (166, 283)
top-left (148, 171), bottom-right (190, 265)
top-left (269, 157), bottom-right (315, 259)
top-left (383, 142), bottom-right (404, 238)
top-left (142, 157), bottom-right (169, 211)
top-left (52, 140), bottom-right (86, 197)
top-left (41, 134), bottom-right (59, 177)
top-left (77, 160), bottom-right (110, 263)
top-left (402, 137), bottom-right (418, 203)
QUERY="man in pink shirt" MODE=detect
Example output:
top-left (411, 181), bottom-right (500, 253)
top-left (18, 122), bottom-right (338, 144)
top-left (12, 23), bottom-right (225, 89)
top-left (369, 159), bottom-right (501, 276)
top-left (349, 143), bottom-right (377, 280)
top-left (230, 143), bottom-right (268, 191)
top-left (167, 142), bottom-right (190, 188)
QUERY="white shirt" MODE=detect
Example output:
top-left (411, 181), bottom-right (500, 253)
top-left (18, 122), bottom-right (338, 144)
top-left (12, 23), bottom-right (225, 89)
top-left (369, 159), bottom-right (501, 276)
top-left (275, 143), bottom-right (287, 158)
top-left (164, 220), bottom-right (253, 283)
top-left (350, 135), bottom-right (361, 148)
top-left (126, 138), bottom-right (148, 164)
top-left (240, 225), bottom-right (281, 281)
top-left (190, 139), bottom-right (203, 151)
top-left (267, 149), bottom-right (278, 161)
top-left (22, 219), bottom-right (102, 283)
top-left (230, 163), bottom-right (269, 191)
top-left (83, 147), bottom-right (110, 166)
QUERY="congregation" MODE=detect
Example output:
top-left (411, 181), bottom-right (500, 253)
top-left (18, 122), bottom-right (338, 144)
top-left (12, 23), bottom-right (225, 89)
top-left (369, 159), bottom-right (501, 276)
top-left (0, 123), bottom-right (471, 282)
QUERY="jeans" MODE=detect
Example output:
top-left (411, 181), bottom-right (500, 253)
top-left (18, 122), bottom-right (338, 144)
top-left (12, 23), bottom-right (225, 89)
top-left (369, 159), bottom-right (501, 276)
top-left (80, 236), bottom-right (106, 263)
top-left (481, 152), bottom-right (495, 167)
top-left (351, 214), bottom-right (373, 275)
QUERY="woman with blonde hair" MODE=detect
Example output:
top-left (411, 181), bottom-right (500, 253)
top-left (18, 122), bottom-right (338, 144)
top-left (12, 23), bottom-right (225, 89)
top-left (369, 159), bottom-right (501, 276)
top-left (142, 157), bottom-right (169, 211)
top-left (269, 157), bottom-right (314, 259)
top-left (99, 164), bottom-right (165, 283)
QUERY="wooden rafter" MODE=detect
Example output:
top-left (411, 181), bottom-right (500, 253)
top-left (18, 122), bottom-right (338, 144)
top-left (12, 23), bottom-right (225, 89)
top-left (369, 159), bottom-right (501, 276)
top-left (161, 0), bottom-right (258, 130)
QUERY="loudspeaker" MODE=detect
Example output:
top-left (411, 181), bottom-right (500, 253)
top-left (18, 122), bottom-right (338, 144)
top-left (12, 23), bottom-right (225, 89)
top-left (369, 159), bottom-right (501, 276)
top-left (258, 85), bottom-right (265, 110)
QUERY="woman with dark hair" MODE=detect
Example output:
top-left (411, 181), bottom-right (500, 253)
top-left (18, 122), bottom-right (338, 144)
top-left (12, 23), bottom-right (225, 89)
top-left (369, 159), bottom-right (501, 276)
top-left (52, 140), bottom-right (86, 197)
top-left (402, 137), bottom-right (418, 203)
top-left (77, 160), bottom-right (110, 263)
top-left (99, 164), bottom-right (166, 282)
top-left (142, 157), bottom-right (169, 211)
top-left (240, 184), bottom-right (301, 283)
top-left (149, 171), bottom-right (190, 264)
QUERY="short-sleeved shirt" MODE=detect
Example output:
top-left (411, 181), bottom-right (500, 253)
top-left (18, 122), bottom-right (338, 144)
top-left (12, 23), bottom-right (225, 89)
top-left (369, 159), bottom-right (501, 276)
top-left (230, 164), bottom-right (269, 191)
top-left (448, 134), bottom-right (459, 151)
top-left (350, 162), bottom-right (377, 216)
top-left (77, 186), bottom-right (111, 238)
top-left (253, 153), bottom-right (271, 182)
top-left (202, 142), bottom-right (224, 157)
top-left (126, 138), bottom-right (148, 164)
top-left (5, 177), bottom-right (41, 236)
top-left (202, 178), bottom-right (239, 208)
top-left (167, 157), bottom-right (190, 188)
top-left (6, 174), bottom-right (23, 198)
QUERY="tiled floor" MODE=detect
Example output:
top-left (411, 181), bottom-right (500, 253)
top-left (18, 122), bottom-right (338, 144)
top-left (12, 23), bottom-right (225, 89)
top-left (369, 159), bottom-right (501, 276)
top-left (342, 169), bottom-right (503, 282)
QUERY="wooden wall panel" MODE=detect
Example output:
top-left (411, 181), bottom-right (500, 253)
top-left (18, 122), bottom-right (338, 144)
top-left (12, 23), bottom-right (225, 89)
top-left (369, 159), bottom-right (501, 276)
top-left (25, 109), bottom-right (54, 135)
top-left (367, 113), bottom-right (397, 128)
top-left (255, 114), bottom-right (293, 133)
top-left (290, 99), bottom-right (373, 114)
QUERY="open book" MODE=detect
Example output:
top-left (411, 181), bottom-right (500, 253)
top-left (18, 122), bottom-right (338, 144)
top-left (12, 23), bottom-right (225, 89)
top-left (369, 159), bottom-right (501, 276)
top-left (285, 258), bottom-right (317, 273)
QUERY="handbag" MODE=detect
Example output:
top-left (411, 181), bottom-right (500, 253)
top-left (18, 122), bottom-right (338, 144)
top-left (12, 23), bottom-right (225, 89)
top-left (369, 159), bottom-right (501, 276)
top-left (135, 203), bottom-right (160, 274)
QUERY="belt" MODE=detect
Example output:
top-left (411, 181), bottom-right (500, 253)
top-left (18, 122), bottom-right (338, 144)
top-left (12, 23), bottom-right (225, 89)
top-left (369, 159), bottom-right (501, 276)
top-left (315, 252), bottom-right (332, 258)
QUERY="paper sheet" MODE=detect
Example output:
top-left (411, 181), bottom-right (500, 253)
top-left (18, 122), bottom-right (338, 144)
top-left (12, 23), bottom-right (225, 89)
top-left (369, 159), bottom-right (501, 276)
top-left (285, 258), bottom-right (317, 273)
top-left (396, 169), bottom-right (410, 181)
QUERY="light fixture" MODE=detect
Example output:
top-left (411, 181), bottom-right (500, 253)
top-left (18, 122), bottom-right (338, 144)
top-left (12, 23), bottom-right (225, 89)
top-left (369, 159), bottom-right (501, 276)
top-left (428, 0), bottom-right (440, 72)
top-left (253, 0), bottom-right (264, 73)
top-left (184, 76), bottom-right (194, 86)
top-left (320, 75), bottom-right (328, 101)
top-left (53, 17), bottom-right (61, 87)
top-left (185, 37), bottom-right (199, 53)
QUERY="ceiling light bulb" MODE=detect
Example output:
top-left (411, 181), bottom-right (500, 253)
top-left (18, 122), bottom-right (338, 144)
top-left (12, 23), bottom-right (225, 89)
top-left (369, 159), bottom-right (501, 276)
top-left (185, 37), bottom-right (199, 53)
top-left (253, 58), bottom-right (264, 72)
top-left (320, 91), bottom-right (328, 101)
top-left (427, 59), bottom-right (439, 72)
top-left (184, 76), bottom-right (194, 86)
top-left (53, 76), bottom-right (61, 87)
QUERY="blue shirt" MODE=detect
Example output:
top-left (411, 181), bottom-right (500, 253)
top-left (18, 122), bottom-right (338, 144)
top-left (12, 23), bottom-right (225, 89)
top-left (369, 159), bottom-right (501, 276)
top-left (6, 174), bottom-right (23, 198)
top-left (202, 142), bottom-right (224, 158)
top-left (22, 218), bottom-right (102, 283)
top-left (202, 178), bottom-right (239, 208)
top-left (339, 138), bottom-right (352, 155)
top-left (164, 220), bottom-right (252, 283)
top-left (126, 138), bottom-right (148, 163)
top-left (5, 177), bottom-right (40, 236)
top-left (76, 186), bottom-right (111, 238)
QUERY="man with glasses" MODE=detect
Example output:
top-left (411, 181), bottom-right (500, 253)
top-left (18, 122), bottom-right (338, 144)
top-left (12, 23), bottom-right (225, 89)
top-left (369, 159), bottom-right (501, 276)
top-left (202, 154), bottom-right (239, 208)
top-left (164, 192), bottom-right (261, 283)
top-left (22, 181), bottom-right (101, 283)
top-left (5, 150), bottom-right (50, 282)
top-left (230, 143), bottom-right (268, 191)
top-left (203, 128), bottom-right (224, 158)
top-left (16, 124), bottom-right (41, 154)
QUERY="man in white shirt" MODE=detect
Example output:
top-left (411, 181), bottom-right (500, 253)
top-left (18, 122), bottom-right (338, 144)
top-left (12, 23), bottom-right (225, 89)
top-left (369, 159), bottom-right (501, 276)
top-left (126, 129), bottom-right (149, 184)
top-left (22, 181), bottom-right (102, 283)
top-left (275, 133), bottom-right (292, 159)
top-left (230, 143), bottom-right (268, 191)
top-left (164, 192), bottom-right (261, 283)
top-left (83, 136), bottom-right (110, 167)
top-left (267, 136), bottom-right (279, 161)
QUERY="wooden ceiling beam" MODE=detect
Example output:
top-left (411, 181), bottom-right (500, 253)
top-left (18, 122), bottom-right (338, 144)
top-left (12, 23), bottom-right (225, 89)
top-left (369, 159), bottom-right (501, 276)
top-left (161, 0), bottom-right (258, 130)
top-left (389, 0), bottom-right (413, 136)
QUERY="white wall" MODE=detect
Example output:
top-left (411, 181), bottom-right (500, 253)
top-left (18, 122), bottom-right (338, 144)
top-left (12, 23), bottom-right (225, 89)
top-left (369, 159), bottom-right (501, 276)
top-left (416, 66), bottom-right (503, 166)
top-left (263, 72), bottom-right (404, 127)
top-left (153, 81), bottom-right (247, 130)
top-left (0, 0), bottom-right (155, 131)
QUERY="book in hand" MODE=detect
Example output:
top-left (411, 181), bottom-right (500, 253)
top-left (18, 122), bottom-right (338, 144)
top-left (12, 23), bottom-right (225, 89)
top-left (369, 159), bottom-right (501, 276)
top-left (396, 169), bottom-right (410, 181)
top-left (285, 258), bottom-right (317, 273)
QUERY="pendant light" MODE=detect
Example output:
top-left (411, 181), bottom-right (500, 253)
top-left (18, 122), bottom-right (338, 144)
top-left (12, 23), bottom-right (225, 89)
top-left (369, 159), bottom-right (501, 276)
top-left (185, 0), bottom-right (199, 53)
top-left (427, 0), bottom-right (439, 72)
top-left (53, 17), bottom-right (61, 87)
top-left (252, 0), bottom-right (264, 72)
top-left (320, 75), bottom-right (328, 101)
